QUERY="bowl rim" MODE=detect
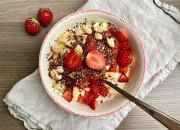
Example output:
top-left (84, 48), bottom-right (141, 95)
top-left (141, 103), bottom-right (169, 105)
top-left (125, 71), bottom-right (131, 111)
top-left (39, 10), bottom-right (146, 118)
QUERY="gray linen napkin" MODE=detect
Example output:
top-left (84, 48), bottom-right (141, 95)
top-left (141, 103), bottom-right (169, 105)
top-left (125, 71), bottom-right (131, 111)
top-left (3, 0), bottom-right (180, 130)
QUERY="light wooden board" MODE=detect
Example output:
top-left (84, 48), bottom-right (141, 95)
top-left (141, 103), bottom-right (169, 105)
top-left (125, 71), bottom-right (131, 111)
top-left (0, 0), bottom-right (179, 130)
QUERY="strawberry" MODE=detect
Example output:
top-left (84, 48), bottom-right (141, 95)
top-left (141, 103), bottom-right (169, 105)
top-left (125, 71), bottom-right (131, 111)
top-left (119, 67), bottom-right (128, 74)
top-left (84, 92), bottom-right (99, 105)
top-left (86, 50), bottom-right (106, 70)
top-left (119, 43), bottom-right (132, 51)
top-left (118, 74), bottom-right (129, 82)
top-left (109, 64), bottom-right (117, 72)
top-left (77, 75), bottom-right (91, 89)
top-left (105, 28), bottom-right (116, 36)
top-left (37, 8), bottom-right (53, 27)
top-left (89, 74), bottom-right (100, 85)
top-left (83, 92), bottom-right (91, 104)
top-left (90, 82), bottom-right (99, 93)
top-left (113, 40), bottom-right (120, 54)
top-left (117, 51), bottom-right (133, 67)
top-left (112, 58), bottom-right (117, 64)
top-left (85, 36), bottom-right (96, 53)
top-left (63, 89), bottom-right (72, 102)
top-left (98, 83), bottom-right (108, 97)
top-left (77, 95), bottom-right (84, 104)
top-left (66, 50), bottom-right (83, 71)
top-left (78, 80), bottom-right (90, 89)
top-left (89, 100), bottom-right (98, 110)
top-left (24, 18), bottom-right (40, 35)
top-left (114, 30), bottom-right (129, 43)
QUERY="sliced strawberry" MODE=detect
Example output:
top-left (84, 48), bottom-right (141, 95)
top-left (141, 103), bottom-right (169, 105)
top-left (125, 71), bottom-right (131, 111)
top-left (118, 74), bottom-right (129, 82)
top-left (119, 43), bottom-right (132, 51)
top-left (114, 29), bottom-right (129, 43)
top-left (77, 95), bottom-right (84, 104)
top-left (78, 80), bottom-right (90, 89)
top-left (105, 28), bottom-right (116, 36)
top-left (89, 74), bottom-right (100, 85)
top-left (83, 92), bottom-right (91, 104)
top-left (63, 89), bottom-right (72, 102)
top-left (66, 50), bottom-right (83, 71)
top-left (119, 67), bottom-right (128, 74)
top-left (109, 64), bottom-right (117, 72)
top-left (90, 82), bottom-right (99, 93)
top-left (98, 83), bottom-right (108, 97)
top-left (117, 51), bottom-right (133, 67)
top-left (113, 40), bottom-right (120, 54)
top-left (85, 36), bottom-right (96, 53)
top-left (112, 58), bottom-right (117, 64)
top-left (89, 100), bottom-right (98, 110)
top-left (78, 75), bottom-right (91, 89)
top-left (84, 92), bottom-right (99, 105)
top-left (86, 50), bottom-right (106, 70)
top-left (91, 74), bottom-right (100, 81)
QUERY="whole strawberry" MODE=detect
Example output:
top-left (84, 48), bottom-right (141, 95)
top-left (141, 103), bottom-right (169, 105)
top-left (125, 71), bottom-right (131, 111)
top-left (37, 8), bottom-right (53, 27)
top-left (24, 18), bottom-right (40, 35)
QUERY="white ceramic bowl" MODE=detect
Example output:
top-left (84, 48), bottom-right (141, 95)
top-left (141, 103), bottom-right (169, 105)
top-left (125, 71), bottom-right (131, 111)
top-left (39, 10), bottom-right (146, 117)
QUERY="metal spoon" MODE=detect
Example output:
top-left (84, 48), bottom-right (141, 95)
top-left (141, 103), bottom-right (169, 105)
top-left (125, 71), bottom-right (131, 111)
top-left (103, 80), bottom-right (180, 130)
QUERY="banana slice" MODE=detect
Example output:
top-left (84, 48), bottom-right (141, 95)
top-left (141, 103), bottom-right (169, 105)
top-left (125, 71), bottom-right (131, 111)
top-left (82, 25), bottom-right (92, 34)
top-left (95, 33), bottom-right (103, 40)
top-left (99, 22), bottom-right (108, 31)
top-left (93, 22), bottom-right (100, 32)
top-left (105, 65), bottom-right (110, 70)
top-left (75, 27), bottom-right (84, 36)
top-left (74, 45), bottom-right (83, 54)
top-left (51, 44), bottom-right (61, 54)
top-left (104, 72), bottom-right (117, 80)
top-left (50, 69), bottom-right (62, 80)
top-left (93, 22), bottom-right (108, 33)
top-left (58, 31), bottom-right (75, 47)
top-left (72, 87), bottom-right (80, 101)
top-left (106, 37), bottom-right (115, 48)
top-left (108, 87), bottom-right (118, 95)
top-left (53, 82), bottom-right (65, 91)
top-left (56, 66), bottom-right (64, 73)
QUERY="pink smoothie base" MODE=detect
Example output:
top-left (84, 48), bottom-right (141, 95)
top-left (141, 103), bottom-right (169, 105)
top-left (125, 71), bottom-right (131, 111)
top-left (39, 10), bottom-right (146, 118)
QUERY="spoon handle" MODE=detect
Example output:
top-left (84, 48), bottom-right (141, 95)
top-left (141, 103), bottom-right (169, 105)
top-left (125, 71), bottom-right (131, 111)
top-left (104, 80), bottom-right (180, 130)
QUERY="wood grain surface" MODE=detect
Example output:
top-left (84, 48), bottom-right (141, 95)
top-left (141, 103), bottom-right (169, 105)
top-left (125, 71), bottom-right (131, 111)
top-left (0, 0), bottom-right (179, 130)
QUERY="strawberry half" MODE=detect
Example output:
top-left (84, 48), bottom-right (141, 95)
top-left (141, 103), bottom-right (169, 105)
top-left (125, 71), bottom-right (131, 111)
top-left (118, 74), bottom-right (129, 82)
top-left (86, 50), bottom-right (106, 70)
top-left (114, 30), bottom-right (129, 43)
top-left (85, 36), bottom-right (96, 53)
top-left (63, 89), bottom-right (72, 102)
top-left (66, 50), bottom-right (83, 71)
top-left (89, 100), bottom-right (98, 110)
top-left (117, 51), bottom-right (133, 67)
top-left (119, 43), bottom-right (132, 51)
top-left (119, 67), bottom-right (128, 74)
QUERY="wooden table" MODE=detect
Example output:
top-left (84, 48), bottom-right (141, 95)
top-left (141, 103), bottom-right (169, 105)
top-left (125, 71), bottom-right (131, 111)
top-left (0, 0), bottom-right (179, 130)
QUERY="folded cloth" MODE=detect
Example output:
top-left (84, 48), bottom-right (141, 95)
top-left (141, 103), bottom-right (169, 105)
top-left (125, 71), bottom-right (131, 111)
top-left (3, 0), bottom-right (180, 130)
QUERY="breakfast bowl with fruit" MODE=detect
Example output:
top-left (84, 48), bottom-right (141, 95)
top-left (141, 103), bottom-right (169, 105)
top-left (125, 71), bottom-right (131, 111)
top-left (39, 10), bottom-right (145, 117)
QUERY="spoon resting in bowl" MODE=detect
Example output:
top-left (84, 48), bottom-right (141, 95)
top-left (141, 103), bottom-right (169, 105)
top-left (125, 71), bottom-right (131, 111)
top-left (103, 80), bottom-right (180, 130)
